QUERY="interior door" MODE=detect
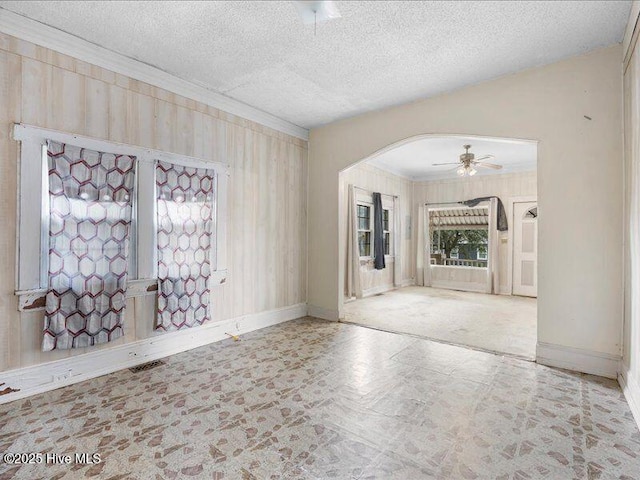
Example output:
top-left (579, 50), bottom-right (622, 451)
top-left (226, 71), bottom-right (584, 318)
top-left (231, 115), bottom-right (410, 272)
top-left (512, 201), bottom-right (537, 297)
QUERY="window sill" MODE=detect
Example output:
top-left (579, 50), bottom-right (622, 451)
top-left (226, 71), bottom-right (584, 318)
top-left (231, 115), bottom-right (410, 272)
top-left (15, 270), bottom-right (228, 312)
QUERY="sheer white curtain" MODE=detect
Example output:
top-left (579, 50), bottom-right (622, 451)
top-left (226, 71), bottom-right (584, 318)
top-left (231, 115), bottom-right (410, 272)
top-left (487, 198), bottom-right (500, 294)
top-left (416, 205), bottom-right (429, 286)
top-left (346, 184), bottom-right (363, 299)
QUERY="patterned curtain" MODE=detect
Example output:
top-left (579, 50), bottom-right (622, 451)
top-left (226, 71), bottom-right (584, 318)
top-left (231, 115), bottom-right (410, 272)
top-left (43, 141), bottom-right (136, 351)
top-left (156, 161), bottom-right (215, 331)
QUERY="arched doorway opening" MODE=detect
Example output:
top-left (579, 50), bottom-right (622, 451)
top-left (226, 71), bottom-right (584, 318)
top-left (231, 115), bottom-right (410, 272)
top-left (337, 133), bottom-right (538, 359)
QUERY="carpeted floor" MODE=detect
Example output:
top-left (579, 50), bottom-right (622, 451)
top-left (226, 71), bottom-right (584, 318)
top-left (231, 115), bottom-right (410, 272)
top-left (1, 318), bottom-right (638, 479)
top-left (343, 286), bottom-right (537, 359)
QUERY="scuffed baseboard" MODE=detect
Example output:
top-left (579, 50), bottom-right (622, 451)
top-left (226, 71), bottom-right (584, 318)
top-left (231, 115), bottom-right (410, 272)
top-left (536, 341), bottom-right (620, 379)
top-left (0, 303), bottom-right (307, 404)
top-left (618, 367), bottom-right (640, 432)
top-left (307, 304), bottom-right (339, 321)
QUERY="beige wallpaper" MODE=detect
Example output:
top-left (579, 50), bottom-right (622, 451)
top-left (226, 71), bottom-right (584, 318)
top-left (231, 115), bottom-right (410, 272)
top-left (0, 33), bottom-right (307, 371)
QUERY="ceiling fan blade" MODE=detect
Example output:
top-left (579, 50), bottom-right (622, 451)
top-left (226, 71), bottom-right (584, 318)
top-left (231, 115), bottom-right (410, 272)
top-left (475, 162), bottom-right (503, 170)
top-left (473, 155), bottom-right (495, 162)
top-left (432, 162), bottom-right (460, 166)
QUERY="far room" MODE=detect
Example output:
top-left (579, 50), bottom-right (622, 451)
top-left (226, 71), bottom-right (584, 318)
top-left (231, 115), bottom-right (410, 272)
top-left (341, 135), bottom-right (538, 359)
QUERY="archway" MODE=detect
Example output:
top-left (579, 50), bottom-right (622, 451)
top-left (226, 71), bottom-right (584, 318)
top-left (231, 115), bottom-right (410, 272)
top-left (337, 133), bottom-right (538, 359)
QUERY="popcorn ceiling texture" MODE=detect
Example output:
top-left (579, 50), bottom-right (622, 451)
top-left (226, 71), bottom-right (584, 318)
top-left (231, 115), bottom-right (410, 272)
top-left (0, 1), bottom-right (631, 128)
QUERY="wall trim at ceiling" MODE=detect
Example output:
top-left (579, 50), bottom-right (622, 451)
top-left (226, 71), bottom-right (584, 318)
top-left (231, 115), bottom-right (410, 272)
top-left (0, 8), bottom-right (309, 141)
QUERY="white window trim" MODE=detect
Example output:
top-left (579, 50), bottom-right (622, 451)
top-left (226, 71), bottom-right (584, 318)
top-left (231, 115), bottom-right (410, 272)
top-left (356, 200), bottom-right (373, 259)
top-left (382, 204), bottom-right (393, 259)
top-left (355, 192), bottom-right (395, 262)
top-left (13, 123), bottom-right (229, 311)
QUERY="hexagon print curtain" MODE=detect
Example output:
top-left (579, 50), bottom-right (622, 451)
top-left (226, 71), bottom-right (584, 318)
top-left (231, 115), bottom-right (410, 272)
top-left (43, 141), bottom-right (135, 351)
top-left (156, 161), bottom-right (215, 331)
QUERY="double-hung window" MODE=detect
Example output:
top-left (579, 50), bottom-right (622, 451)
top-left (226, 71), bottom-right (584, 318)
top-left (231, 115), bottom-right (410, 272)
top-left (14, 124), bottom-right (229, 314)
top-left (382, 208), bottom-right (391, 256)
top-left (357, 204), bottom-right (372, 258)
top-left (356, 195), bottom-right (394, 260)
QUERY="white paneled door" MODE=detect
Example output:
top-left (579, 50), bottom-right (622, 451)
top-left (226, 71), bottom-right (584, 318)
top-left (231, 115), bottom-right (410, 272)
top-left (513, 201), bottom-right (538, 297)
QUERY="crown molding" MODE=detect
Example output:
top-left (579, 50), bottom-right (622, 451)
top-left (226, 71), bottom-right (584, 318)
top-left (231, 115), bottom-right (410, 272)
top-left (0, 8), bottom-right (309, 141)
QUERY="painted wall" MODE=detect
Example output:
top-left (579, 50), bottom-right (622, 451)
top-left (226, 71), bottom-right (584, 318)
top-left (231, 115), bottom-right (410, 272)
top-left (621, 2), bottom-right (640, 427)
top-left (340, 163), bottom-right (414, 297)
top-left (308, 45), bottom-right (623, 360)
top-left (415, 171), bottom-right (537, 294)
top-left (0, 33), bottom-right (307, 372)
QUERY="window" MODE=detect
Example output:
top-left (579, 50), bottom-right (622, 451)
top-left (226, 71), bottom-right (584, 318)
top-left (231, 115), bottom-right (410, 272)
top-left (429, 207), bottom-right (489, 268)
top-left (357, 204), bottom-right (372, 257)
top-left (383, 209), bottom-right (391, 255)
top-left (431, 228), bottom-right (489, 266)
top-left (14, 124), bottom-right (229, 311)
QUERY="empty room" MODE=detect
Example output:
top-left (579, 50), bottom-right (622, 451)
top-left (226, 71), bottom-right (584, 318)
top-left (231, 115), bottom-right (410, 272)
top-left (1, 1), bottom-right (640, 479)
top-left (341, 136), bottom-right (538, 359)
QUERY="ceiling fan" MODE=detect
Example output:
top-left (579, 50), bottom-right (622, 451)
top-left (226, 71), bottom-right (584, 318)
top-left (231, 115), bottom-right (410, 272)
top-left (432, 144), bottom-right (503, 176)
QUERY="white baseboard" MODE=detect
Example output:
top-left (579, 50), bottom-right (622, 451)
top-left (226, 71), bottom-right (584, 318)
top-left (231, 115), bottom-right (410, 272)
top-left (362, 284), bottom-right (395, 298)
top-left (362, 279), bottom-right (416, 298)
top-left (430, 280), bottom-right (488, 294)
top-left (0, 303), bottom-right (307, 404)
top-left (536, 341), bottom-right (620, 379)
top-left (618, 367), bottom-right (640, 432)
top-left (307, 304), bottom-right (339, 321)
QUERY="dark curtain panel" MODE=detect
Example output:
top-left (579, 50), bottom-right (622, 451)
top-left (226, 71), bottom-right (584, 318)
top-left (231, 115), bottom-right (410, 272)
top-left (373, 192), bottom-right (386, 270)
top-left (460, 196), bottom-right (508, 231)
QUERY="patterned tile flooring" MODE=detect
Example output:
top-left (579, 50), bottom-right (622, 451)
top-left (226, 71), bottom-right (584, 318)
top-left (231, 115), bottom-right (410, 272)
top-left (1, 318), bottom-right (639, 479)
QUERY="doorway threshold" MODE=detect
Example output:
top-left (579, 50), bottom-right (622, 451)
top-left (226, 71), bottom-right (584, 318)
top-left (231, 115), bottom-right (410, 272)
top-left (339, 318), bottom-right (536, 362)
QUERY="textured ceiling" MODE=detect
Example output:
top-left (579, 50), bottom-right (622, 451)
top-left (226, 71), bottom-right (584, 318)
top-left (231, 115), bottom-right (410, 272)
top-left (365, 136), bottom-right (537, 180)
top-left (0, 1), bottom-right (631, 129)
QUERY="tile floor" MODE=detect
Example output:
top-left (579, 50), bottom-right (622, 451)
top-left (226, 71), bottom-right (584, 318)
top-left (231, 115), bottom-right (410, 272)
top-left (1, 318), bottom-right (639, 479)
top-left (343, 287), bottom-right (537, 359)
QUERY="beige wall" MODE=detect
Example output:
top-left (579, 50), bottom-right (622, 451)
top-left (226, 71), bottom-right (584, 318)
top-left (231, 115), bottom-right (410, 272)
top-left (309, 45), bottom-right (623, 357)
top-left (622, 4), bottom-right (640, 422)
top-left (340, 163), bottom-right (414, 297)
top-left (0, 33), bottom-right (307, 371)
top-left (415, 171), bottom-right (537, 294)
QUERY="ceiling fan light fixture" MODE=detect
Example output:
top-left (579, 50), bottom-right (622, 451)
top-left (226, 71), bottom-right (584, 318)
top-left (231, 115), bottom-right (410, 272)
top-left (456, 166), bottom-right (465, 176)
top-left (468, 167), bottom-right (477, 176)
top-left (294, 1), bottom-right (341, 25)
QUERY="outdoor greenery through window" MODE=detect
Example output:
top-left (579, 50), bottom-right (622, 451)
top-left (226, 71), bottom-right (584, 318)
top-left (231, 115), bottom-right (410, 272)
top-left (357, 204), bottom-right (371, 257)
top-left (431, 228), bottom-right (489, 267)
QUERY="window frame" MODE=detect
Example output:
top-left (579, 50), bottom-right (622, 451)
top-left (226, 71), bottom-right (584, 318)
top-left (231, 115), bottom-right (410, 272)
top-left (382, 206), bottom-right (392, 257)
top-left (13, 123), bottom-right (229, 311)
top-left (355, 192), bottom-right (394, 261)
top-left (356, 201), bottom-right (373, 259)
